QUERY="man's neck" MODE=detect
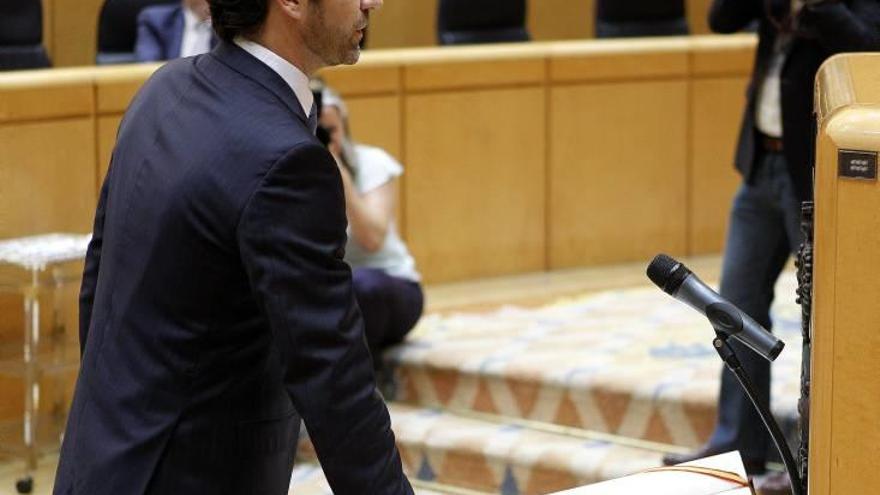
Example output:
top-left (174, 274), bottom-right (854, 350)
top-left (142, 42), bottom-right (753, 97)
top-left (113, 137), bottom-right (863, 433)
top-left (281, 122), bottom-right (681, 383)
top-left (248, 27), bottom-right (323, 77)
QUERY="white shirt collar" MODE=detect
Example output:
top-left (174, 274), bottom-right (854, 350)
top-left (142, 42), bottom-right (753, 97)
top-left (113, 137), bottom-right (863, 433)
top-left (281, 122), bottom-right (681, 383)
top-left (182, 6), bottom-right (200, 31)
top-left (233, 37), bottom-right (314, 118)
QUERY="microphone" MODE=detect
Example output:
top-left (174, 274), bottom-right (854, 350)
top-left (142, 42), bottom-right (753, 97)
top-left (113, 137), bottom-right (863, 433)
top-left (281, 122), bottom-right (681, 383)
top-left (647, 254), bottom-right (784, 362)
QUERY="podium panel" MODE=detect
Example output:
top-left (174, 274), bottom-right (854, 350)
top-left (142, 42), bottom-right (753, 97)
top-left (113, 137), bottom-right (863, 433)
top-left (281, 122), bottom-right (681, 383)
top-left (811, 53), bottom-right (880, 495)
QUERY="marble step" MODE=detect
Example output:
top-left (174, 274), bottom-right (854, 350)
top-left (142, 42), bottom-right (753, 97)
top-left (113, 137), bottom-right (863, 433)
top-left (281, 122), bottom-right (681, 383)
top-left (300, 403), bottom-right (666, 495)
top-left (383, 272), bottom-right (803, 450)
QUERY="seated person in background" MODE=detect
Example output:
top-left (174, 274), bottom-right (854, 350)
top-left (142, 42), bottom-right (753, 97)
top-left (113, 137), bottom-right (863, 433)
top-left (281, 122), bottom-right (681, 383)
top-left (319, 88), bottom-right (424, 369)
top-left (595, 0), bottom-right (689, 38)
top-left (134, 0), bottom-right (213, 62)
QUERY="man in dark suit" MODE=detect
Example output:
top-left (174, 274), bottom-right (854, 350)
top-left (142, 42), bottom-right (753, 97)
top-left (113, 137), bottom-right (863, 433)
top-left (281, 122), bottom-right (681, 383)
top-left (53, 0), bottom-right (409, 494)
top-left (134, 0), bottom-right (213, 62)
top-left (663, 0), bottom-right (880, 484)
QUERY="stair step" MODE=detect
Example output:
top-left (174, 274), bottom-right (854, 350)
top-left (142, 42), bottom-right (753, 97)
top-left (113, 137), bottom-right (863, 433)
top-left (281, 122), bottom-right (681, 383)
top-left (300, 403), bottom-right (665, 495)
top-left (385, 272), bottom-right (802, 449)
top-left (289, 463), bottom-right (460, 494)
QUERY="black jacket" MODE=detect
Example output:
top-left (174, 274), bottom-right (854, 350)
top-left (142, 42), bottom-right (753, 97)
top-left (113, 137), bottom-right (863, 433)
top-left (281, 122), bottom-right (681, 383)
top-left (54, 41), bottom-right (412, 495)
top-left (710, 0), bottom-right (880, 200)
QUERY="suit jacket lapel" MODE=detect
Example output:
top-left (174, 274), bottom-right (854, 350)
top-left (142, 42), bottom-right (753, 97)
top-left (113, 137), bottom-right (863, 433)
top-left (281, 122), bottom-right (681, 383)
top-left (209, 40), bottom-right (309, 126)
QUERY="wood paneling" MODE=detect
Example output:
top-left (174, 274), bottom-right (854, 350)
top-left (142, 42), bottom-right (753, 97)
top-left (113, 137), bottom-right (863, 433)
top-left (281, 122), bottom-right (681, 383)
top-left (345, 96), bottom-right (404, 236)
top-left (811, 54), bottom-right (880, 494)
top-left (320, 65), bottom-right (401, 96)
top-left (0, 119), bottom-right (97, 238)
top-left (0, 36), bottom-right (758, 283)
top-left (0, 73), bottom-right (93, 123)
top-left (37, 0), bottom-right (724, 67)
top-left (50, 0), bottom-right (103, 67)
top-left (529, 0), bottom-right (594, 41)
top-left (368, 0), bottom-right (437, 49)
top-left (691, 35), bottom-right (756, 76)
top-left (689, 77), bottom-right (748, 253)
top-left (94, 65), bottom-right (160, 113)
top-left (346, 96), bottom-right (402, 161)
top-left (405, 58), bottom-right (545, 92)
top-left (686, 0), bottom-right (713, 35)
top-left (549, 81), bottom-right (688, 268)
top-left (550, 40), bottom-right (690, 83)
top-left (405, 88), bottom-right (546, 282)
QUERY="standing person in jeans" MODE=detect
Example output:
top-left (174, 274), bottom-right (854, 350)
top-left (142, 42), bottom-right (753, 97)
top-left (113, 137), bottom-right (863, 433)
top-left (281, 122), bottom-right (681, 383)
top-left (662, 0), bottom-right (880, 488)
top-left (319, 87), bottom-right (424, 370)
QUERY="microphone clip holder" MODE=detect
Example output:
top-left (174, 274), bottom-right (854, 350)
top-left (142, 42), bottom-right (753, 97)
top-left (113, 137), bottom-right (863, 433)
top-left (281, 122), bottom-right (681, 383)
top-left (710, 329), bottom-right (805, 495)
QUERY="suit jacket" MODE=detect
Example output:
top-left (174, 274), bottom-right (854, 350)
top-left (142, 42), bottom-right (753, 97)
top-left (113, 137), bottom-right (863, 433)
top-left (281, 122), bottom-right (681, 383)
top-left (710, 0), bottom-right (880, 201)
top-left (134, 4), bottom-right (184, 62)
top-left (54, 41), bottom-right (413, 495)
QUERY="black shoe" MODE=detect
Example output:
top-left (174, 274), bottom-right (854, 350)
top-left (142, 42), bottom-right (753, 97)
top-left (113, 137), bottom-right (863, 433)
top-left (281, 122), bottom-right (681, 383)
top-left (662, 445), bottom-right (766, 475)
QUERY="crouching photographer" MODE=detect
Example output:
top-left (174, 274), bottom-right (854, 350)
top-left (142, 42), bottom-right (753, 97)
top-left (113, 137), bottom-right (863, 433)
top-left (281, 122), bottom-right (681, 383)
top-left (313, 85), bottom-right (424, 372)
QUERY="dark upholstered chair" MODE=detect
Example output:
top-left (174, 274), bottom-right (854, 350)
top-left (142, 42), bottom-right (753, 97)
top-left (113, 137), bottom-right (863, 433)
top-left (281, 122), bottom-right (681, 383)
top-left (437, 0), bottom-right (530, 46)
top-left (0, 0), bottom-right (51, 71)
top-left (595, 0), bottom-right (689, 38)
top-left (96, 0), bottom-right (178, 64)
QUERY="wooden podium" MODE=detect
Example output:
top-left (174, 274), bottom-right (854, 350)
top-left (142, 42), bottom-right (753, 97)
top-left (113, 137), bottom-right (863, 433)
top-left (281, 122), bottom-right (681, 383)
top-left (810, 53), bottom-right (880, 494)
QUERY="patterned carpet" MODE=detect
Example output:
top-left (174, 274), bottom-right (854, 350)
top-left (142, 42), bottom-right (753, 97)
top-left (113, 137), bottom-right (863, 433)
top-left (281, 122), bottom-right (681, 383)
top-left (388, 271), bottom-right (802, 449)
top-left (295, 271), bottom-right (803, 494)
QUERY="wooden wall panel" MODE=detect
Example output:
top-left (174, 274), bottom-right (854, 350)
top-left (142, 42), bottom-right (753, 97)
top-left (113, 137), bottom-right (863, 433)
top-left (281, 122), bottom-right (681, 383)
top-left (0, 119), bottom-right (97, 238)
top-left (320, 65), bottom-right (400, 96)
top-left (529, 0), bottom-right (594, 41)
top-left (550, 41), bottom-right (690, 83)
top-left (0, 75), bottom-right (93, 123)
top-left (687, 0), bottom-right (713, 35)
top-left (368, 0), bottom-right (437, 49)
top-left (346, 96), bottom-right (402, 161)
top-left (830, 178), bottom-right (880, 493)
top-left (50, 0), bottom-right (104, 67)
top-left (42, 0), bottom-right (54, 61)
top-left (405, 58), bottom-right (545, 92)
top-left (405, 88), bottom-right (546, 283)
top-left (549, 81), bottom-right (688, 268)
top-left (689, 77), bottom-right (748, 253)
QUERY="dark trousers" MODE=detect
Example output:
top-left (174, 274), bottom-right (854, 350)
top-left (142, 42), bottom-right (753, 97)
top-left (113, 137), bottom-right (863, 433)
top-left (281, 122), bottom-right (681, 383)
top-left (707, 151), bottom-right (803, 462)
top-left (352, 268), bottom-right (424, 368)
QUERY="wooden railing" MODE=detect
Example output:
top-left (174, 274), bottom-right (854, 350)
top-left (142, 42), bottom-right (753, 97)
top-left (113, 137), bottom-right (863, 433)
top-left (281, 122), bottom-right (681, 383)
top-left (1, 35), bottom-right (755, 285)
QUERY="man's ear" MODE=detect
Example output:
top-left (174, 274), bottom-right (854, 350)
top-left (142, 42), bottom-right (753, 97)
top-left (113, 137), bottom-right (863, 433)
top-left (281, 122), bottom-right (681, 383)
top-left (276, 0), bottom-right (307, 20)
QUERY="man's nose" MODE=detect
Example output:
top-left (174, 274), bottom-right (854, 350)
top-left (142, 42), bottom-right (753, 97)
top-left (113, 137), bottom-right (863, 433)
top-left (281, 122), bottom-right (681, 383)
top-left (362, 0), bottom-right (383, 11)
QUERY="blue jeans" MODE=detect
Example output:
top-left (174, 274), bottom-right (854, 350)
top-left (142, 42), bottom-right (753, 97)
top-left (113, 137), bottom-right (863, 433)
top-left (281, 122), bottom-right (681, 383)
top-left (706, 152), bottom-right (803, 462)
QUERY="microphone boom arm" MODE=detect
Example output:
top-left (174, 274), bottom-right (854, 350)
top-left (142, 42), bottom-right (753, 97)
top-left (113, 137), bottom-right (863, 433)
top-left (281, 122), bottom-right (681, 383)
top-left (711, 330), bottom-right (804, 495)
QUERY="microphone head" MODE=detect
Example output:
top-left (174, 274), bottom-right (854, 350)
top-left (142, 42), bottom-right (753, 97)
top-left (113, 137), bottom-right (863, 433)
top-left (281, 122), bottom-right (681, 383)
top-left (647, 254), bottom-right (690, 295)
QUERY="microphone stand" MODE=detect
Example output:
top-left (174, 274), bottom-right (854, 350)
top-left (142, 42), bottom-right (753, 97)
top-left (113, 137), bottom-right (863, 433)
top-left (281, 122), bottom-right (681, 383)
top-left (711, 329), bottom-right (805, 495)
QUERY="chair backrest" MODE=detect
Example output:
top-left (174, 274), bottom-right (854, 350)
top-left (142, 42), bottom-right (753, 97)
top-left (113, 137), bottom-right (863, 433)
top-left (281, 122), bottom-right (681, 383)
top-left (0, 0), bottom-right (51, 70)
top-left (595, 0), bottom-right (688, 38)
top-left (0, 0), bottom-right (44, 45)
top-left (437, 0), bottom-right (530, 46)
top-left (96, 0), bottom-right (178, 63)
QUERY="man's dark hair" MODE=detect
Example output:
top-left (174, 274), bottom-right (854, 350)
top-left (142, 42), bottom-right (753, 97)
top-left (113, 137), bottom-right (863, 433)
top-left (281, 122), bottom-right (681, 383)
top-left (209, 0), bottom-right (270, 42)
